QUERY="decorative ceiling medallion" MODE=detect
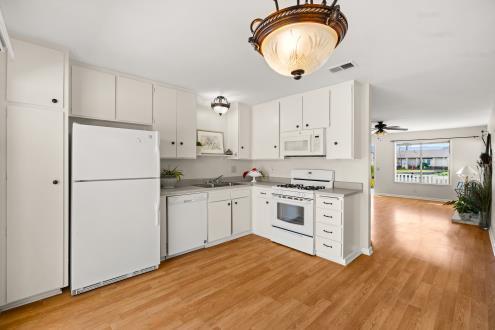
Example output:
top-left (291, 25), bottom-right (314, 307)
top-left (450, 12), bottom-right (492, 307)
top-left (211, 96), bottom-right (231, 116)
top-left (249, 0), bottom-right (348, 80)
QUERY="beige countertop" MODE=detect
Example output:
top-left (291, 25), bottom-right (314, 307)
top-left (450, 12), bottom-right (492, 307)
top-left (315, 188), bottom-right (362, 197)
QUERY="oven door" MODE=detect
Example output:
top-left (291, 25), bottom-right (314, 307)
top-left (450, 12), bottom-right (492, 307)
top-left (272, 194), bottom-right (314, 237)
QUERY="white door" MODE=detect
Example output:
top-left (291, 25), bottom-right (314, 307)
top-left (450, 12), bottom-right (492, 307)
top-left (7, 39), bottom-right (65, 108)
top-left (327, 81), bottom-right (354, 159)
top-left (71, 179), bottom-right (160, 292)
top-left (160, 196), bottom-right (167, 258)
top-left (153, 85), bottom-right (177, 158)
top-left (253, 196), bottom-right (272, 239)
top-left (280, 94), bottom-right (303, 132)
top-left (251, 101), bottom-right (280, 159)
top-left (6, 106), bottom-right (64, 303)
top-left (72, 124), bottom-right (160, 181)
top-left (116, 76), bottom-right (153, 125)
top-left (208, 201), bottom-right (232, 242)
top-left (238, 103), bottom-right (251, 159)
top-left (71, 65), bottom-right (116, 121)
top-left (303, 87), bottom-right (330, 129)
top-left (232, 197), bottom-right (251, 235)
top-left (176, 91), bottom-right (197, 159)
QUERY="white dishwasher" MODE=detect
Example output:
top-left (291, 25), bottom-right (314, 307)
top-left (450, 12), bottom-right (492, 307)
top-left (167, 193), bottom-right (208, 257)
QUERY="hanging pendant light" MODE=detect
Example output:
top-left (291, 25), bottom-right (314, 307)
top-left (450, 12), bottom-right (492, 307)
top-left (211, 96), bottom-right (231, 116)
top-left (248, 0), bottom-right (348, 80)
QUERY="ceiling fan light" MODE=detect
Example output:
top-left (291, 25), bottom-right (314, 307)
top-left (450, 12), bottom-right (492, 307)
top-left (211, 96), bottom-right (230, 116)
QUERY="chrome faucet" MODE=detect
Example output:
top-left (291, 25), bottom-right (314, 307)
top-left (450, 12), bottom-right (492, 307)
top-left (206, 175), bottom-right (224, 185)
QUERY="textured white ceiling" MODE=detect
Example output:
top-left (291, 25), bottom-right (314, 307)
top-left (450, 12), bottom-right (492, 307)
top-left (1, 0), bottom-right (494, 131)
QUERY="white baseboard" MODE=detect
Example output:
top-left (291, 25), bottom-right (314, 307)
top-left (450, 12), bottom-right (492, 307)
top-left (0, 289), bottom-right (61, 312)
top-left (373, 193), bottom-right (449, 203)
top-left (361, 245), bottom-right (373, 256)
top-left (489, 227), bottom-right (495, 257)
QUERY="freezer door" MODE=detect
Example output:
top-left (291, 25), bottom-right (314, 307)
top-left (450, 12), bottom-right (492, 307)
top-left (71, 179), bottom-right (160, 292)
top-left (72, 123), bottom-right (160, 181)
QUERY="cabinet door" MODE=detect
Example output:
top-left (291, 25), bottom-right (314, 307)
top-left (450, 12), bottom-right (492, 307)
top-left (238, 103), bottom-right (251, 159)
top-left (153, 86), bottom-right (177, 158)
top-left (7, 39), bottom-right (65, 108)
top-left (280, 95), bottom-right (303, 132)
top-left (6, 106), bottom-right (64, 303)
top-left (225, 104), bottom-right (239, 157)
top-left (71, 65), bottom-right (116, 121)
top-left (253, 197), bottom-right (272, 239)
top-left (208, 201), bottom-right (232, 242)
top-left (327, 81), bottom-right (354, 159)
top-left (303, 87), bottom-right (330, 129)
top-left (116, 76), bottom-right (153, 124)
top-left (176, 91), bottom-right (197, 159)
top-left (232, 197), bottom-right (251, 235)
top-left (251, 101), bottom-right (280, 159)
top-left (160, 196), bottom-right (167, 258)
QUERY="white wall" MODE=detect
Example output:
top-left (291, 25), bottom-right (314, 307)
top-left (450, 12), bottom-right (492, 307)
top-left (374, 126), bottom-right (486, 201)
top-left (488, 109), bottom-right (495, 254)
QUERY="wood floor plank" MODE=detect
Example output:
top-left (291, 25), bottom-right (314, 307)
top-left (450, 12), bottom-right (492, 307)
top-left (0, 196), bottom-right (494, 329)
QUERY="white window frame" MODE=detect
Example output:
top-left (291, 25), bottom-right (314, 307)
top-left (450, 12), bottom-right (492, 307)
top-left (394, 140), bottom-right (451, 186)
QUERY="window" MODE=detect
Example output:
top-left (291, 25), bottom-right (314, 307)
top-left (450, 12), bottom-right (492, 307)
top-left (395, 141), bottom-right (450, 185)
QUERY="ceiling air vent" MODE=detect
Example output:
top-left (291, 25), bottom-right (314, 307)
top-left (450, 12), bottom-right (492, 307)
top-left (329, 61), bottom-right (356, 73)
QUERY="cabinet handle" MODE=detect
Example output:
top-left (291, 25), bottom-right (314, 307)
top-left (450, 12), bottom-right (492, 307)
top-left (228, 202), bottom-right (231, 206)
top-left (171, 141), bottom-right (175, 145)
top-left (334, 141), bottom-right (338, 146)
top-left (241, 146), bottom-right (244, 149)
top-left (234, 202), bottom-right (238, 205)
top-left (323, 202), bottom-right (333, 205)
top-left (323, 230), bottom-right (333, 234)
top-left (323, 215), bottom-right (333, 219)
top-left (52, 180), bottom-right (59, 185)
top-left (305, 124), bottom-right (309, 127)
top-left (296, 125), bottom-right (299, 129)
top-left (180, 142), bottom-right (184, 146)
top-left (266, 201), bottom-right (269, 204)
top-left (274, 145), bottom-right (277, 149)
top-left (323, 244), bottom-right (333, 248)
top-left (51, 98), bottom-right (58, 104)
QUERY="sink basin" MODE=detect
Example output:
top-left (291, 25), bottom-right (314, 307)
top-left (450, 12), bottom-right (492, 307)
top-left (194, 182), bottom-right (244, 188)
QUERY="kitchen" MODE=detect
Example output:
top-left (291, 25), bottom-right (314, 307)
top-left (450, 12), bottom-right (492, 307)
top-left (0, 0), bottom-right (375, 326)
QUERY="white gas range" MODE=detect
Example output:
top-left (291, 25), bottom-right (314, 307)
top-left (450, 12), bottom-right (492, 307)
top-left (270, 169), bottom-right (335, 255)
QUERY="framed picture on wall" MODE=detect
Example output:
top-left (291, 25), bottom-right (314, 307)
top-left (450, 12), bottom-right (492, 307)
top-left (197, 130), bottom-right (224, 154)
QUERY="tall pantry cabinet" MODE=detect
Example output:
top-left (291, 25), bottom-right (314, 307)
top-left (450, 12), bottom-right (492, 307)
top-left (0, 39), bottom-right (69, 309)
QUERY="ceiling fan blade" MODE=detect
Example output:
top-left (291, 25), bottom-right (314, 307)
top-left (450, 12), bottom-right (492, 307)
top-left (385, 127), bottom-right (408, 131)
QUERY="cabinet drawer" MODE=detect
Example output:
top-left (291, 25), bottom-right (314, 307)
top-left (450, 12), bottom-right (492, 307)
top-left (231, 188), bottom-right (250, 199)
top-left (208, 189), bottom-right (231, 202)
top-left (254, 189), bottom-right (272, 199)
top-left (316, 237), bottom-right (342, 260)
top-left (316, 208), bottom-right (342, 226)
top-left (315, 223), bottom-right (342, 242)
top-left (316, 196), bottom-right (342, 210)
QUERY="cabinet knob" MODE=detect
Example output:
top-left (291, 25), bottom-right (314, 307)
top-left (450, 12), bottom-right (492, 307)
top-left (241, 146), bottom-right (244, 149)
top-left (51, 98), bottom-right (58, 104)
top-left (305, 124), bottom-right (309, 127)
top-left (171, 141), bottom-right (175, 145)
top-left (228, 202), bottom-right (231, 206)
top-left (334, 141), bottom-right (338, 146)
top-left (274, 145), bottom-right (277, 149)
top-left (266, 201), bottom-right (269, 204)
top-left (296, 125), bottom-right (299, 129)
top-left (52, 180), bottom-right (59, 185)
top-left (234, 202), bottom-right (238, 205)
top-left (180, 142), bottom-right (184, 146)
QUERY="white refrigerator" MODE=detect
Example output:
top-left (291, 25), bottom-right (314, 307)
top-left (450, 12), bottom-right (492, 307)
top-left (71, 124), bottom-right (160, 295)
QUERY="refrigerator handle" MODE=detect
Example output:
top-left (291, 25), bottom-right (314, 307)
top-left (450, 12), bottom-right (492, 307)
top-left (155, 203), bottom-right (160, 227)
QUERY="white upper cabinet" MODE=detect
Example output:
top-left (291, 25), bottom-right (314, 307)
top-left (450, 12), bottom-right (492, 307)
top-left (71, 65), bottom-right (116, 121)
top-left (7, 39), bottom-right (65, 108)
top-left (176, 91), bottom-right (197, 159)
top-left (303, 87), bottom-right (330, 129)
top-left (280, 94), bottom-right (303, 132)
top-left (153, 85), bottom-right (178, 158)
top-left (116, 76), bottom-right (153, 125)
top-left (226, 102), bottom-right (251, 159)
top-left (327, 81), bottom-right (355, 159)
top-left (251, 101), bottom-right (280, 160)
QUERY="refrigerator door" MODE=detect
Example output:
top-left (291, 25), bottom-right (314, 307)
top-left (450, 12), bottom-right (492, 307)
top-left (71, 178), bottom-right (160, 293)
top-left (72, 123), bottom-right (160, 181)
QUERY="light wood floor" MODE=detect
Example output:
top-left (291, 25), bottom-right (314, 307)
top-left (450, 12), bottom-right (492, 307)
top-left (1, 196), bottom-right (494, 329)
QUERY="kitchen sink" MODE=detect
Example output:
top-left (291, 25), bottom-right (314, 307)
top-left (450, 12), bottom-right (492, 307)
top-left (194, 182), bottom-right (244, 188)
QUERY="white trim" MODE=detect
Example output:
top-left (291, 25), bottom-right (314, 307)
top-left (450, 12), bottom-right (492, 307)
top-left (0, 289), bottom-right (61, 311)
top-left (205, 231), bottom-right (252, 248)
top-left (373, 192), bottom-right (450, 202)
top-left (0, 9), bottom-right (14, 59)
top-left (489, 227), bottom-right (495, 257)
top-left (361, 245), bottom-right (373, 256)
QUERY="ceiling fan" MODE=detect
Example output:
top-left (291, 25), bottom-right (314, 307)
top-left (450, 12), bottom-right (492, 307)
top-left (372, 121), bottom-right (408, 136)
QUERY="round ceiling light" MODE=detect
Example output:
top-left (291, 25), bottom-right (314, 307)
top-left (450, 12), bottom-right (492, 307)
top-left (249, 0), bottom-right (348, 80)
top-left (211, 96), bottom-right (231, 116)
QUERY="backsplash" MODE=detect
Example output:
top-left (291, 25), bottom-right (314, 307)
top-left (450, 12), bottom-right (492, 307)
top-left (161, 158), bottom-right (251, 180)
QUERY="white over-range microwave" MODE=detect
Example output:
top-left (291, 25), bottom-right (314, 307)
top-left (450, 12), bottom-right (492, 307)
top-left (280, 129), bottom-right (326, 157)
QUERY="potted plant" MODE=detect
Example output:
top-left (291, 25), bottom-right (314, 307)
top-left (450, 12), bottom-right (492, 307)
top-left (196, 141), bottom-right (203, 156)
top-left (161, 167), bottom-right (183, 189)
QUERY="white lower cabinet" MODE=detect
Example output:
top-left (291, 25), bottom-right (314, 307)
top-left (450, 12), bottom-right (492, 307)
top-left (252, 188), bottom-right (273, 239)
top-left (6, 106), bottom-right (65, 304)
top-left (315, 193), bottom-right (360, 265)
top-left (208, 200), bottom-right (232, 242)
top-left (232, 197), bottom-right (251, 235)
top-left (160, 196), bottom-right (167, 259)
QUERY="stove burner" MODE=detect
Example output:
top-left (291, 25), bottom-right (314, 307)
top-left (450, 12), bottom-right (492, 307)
top-left (276, 184), bottom-right (326, 191)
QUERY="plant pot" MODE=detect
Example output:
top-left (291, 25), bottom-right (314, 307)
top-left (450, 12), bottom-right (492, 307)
top-left (459, 213), bottom-right (474, 221)
top-left (479, 211), bottom-right (490, 230)
top-left (161, 176), bottom-right (177, 189)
